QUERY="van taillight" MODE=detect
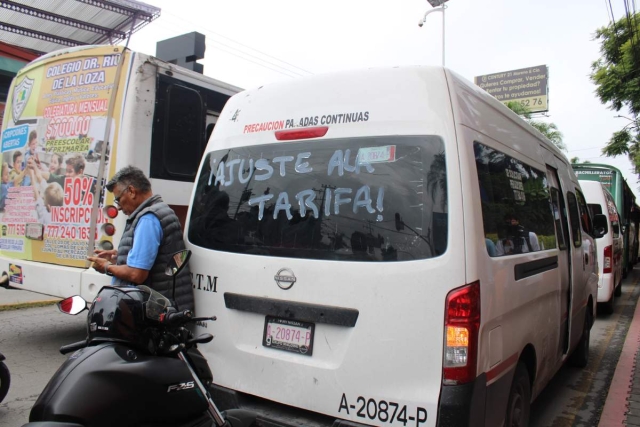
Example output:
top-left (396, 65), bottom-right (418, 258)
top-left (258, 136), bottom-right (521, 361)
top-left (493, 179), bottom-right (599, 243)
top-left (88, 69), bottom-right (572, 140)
top-left (275, 126), bottom-right (328, 141)
top-left (443, 281), bottom-right (480, 385)
top-left (604, 245), bottom-right (612, 274)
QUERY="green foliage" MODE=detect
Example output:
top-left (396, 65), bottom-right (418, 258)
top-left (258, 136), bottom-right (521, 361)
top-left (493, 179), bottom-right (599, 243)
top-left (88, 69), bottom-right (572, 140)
top-left (602, 128), bottom-right (633, 156)
top-left (538, 235), bottom-right (557, 251)
top-left (505, 102), bottom-right (566, 151)
top-left (591, 12), bottom-right (640, 173)
top-left (570, 157), bottom-right (591, 164)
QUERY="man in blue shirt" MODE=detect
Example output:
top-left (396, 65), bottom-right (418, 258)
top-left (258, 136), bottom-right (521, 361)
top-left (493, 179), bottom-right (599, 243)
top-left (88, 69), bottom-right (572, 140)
top-left (87, 166), bottom-right (194, 311)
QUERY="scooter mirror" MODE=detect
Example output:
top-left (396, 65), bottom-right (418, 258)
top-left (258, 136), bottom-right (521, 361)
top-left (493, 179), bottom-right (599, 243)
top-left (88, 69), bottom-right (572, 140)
top-left (165, 249), bottom-right (192, 277)
top-left (58, 295), bottom-right (88, 315)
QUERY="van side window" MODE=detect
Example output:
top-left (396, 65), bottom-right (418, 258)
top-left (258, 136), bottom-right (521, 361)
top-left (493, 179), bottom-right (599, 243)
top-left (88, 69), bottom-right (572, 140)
top-left (576, 190), bottom-right (593, 237)
top-left (550, 188), bottom-right (567, 250)
top-left (474, 142), bottom-right (556, 256)
top-left (567, 192), bottom-right (582, 247)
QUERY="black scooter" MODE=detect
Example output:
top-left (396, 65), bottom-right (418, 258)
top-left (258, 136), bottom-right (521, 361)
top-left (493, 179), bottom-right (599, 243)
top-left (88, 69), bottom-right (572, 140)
top-left (0, 350), bottom-right (9, 404)
top-left (23, 249), bottom-right (257, 427)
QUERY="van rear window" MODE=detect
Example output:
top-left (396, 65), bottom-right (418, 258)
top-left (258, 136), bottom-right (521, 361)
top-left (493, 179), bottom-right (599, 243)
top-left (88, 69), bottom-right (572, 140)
top-left (187, 136), bottom-right (447, 261)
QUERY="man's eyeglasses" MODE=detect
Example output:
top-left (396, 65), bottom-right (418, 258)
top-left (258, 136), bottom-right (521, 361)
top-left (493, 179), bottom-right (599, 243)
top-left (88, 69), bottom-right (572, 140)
top-left (114, 187), bottom-right (129, 206)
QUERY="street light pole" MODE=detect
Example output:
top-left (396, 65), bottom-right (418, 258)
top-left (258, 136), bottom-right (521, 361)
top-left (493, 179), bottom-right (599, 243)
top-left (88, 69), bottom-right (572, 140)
top-left (419, 0), bottom-right (449, 67)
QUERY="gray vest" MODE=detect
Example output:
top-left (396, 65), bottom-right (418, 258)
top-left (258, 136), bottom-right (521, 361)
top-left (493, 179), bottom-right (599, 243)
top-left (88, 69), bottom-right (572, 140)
top-left (113, 194), bottom-right (194, 312)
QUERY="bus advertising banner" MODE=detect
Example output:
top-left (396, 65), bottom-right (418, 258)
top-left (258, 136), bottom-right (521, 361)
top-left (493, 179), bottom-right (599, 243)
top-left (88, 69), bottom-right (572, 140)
top-left (0, 46), bottom-right (130, 267)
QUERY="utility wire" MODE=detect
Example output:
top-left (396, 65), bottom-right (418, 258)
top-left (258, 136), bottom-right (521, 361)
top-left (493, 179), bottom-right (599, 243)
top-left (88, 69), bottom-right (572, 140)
top-left (154, 10), bottom-right (313, 78)
top-left (606, 0), bottom-right (614, 22)
top-left (163, 10), bottom-right (313, 76)
top-left (146, 20), bottom-right (305, 79)
top-left (623, 0), bottom-right (638, 66)
top-left (623, 0), bottom-right (640, 123)
top-left (568, 146), bottom-right (610, 153)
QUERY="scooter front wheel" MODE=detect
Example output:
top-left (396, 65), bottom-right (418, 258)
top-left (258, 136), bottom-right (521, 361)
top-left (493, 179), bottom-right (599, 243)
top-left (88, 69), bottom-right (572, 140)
top-left (0, 361), bottom-right (10, 403)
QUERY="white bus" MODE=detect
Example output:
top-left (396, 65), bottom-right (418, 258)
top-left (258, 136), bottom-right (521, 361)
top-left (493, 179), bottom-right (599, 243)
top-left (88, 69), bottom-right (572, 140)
top-left (185, 66), bottom-right (599, 426)
top-left (0, 44), bottom-right (241, 301)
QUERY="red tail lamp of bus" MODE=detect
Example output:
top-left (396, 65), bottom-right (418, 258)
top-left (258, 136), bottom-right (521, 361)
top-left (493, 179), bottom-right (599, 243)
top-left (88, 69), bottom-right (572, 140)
top-left (104, 206), bottom-right (119, 219)
top-left (98, 240), bottom-right (113, 251)
top-left (102, 223), bottom-right (116, 237)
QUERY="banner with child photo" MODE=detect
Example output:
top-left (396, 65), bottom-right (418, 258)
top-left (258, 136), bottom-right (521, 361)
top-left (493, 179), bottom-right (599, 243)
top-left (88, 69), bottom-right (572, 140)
top-left (0, 46), bottom-right (129, 267)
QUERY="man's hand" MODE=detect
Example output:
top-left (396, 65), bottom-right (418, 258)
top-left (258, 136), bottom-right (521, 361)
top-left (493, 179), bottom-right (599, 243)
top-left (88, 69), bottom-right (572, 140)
top-left (93, 249), bottom-right (117, 263)
top-left (87, 256), bottom-right (109, 274)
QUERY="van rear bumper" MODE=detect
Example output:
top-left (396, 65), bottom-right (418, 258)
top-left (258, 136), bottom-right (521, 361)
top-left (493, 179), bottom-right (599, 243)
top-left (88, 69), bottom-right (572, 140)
top-left (211, 371), bottom-right (510, 427)
top-left (437, 370), bottom-right (513, 427)
top-left (211, 385), bottom-right (371, 427)
top-left (597, 273), bottom-right (615, 302)
top-left (437, 374), bottom-right (487, 426)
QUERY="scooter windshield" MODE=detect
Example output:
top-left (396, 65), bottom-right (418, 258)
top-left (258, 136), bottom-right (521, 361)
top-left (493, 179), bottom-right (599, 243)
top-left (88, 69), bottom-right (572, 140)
top-left (139, 285), bottom-right (171, 321)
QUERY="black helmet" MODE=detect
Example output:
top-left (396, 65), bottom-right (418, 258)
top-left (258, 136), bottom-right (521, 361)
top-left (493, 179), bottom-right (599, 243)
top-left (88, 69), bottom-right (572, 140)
top-left (87, 286), bottom-right (151, 350)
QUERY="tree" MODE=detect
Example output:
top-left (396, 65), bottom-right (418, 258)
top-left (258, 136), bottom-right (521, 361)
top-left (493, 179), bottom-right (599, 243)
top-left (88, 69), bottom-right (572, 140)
top-left (591, 12), bottom-right (640, 173)
top-left (570, 157), bottom-right (590, 164)
top-left (505, 102), bottom-right (566, 151)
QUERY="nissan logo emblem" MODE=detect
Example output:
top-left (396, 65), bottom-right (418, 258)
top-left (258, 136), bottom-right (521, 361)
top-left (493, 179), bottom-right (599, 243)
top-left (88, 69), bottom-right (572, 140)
top-left (275, 268), bottom-right (296, 290)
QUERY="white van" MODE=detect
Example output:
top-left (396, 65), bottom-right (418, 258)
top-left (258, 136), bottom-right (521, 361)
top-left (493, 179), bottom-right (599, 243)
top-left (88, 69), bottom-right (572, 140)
top-left (185, 67), bottom-right (599, 427)
top-left (581, 180), bottom-right (624, 314)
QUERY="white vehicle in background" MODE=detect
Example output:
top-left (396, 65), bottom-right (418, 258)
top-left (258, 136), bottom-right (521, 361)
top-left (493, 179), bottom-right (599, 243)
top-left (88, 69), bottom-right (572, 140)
top-left (0, 44), bottom-right (240, 301)
top-left (581, 180), bottom-right (624, 314)
top-left (185, 66), bottom-right (598, 426)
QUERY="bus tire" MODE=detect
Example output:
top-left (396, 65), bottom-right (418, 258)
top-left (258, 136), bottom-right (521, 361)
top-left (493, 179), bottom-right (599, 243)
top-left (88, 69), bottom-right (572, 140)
top-left (505, 362), bottom-right (531, 427)
top-left (569, 309), bottom-right (591, 368)
top-left (0, 361), bottom-right (10, 404)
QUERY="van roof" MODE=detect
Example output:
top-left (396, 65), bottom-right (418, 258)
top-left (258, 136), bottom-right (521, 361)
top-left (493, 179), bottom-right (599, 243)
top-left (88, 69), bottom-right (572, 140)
top-left (580, 180), bottom-right (609, 202)
top-left (210, 65), bottom-right (567, 161)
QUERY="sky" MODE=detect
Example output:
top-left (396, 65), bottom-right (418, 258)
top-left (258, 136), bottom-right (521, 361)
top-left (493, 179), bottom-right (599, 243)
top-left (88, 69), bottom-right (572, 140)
top-left (127, 0), bottom-right (640, 199)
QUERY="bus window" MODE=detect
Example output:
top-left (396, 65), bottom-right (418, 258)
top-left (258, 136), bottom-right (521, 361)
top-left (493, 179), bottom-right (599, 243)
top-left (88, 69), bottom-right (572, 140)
top-left (163, 84), bottom-right (204, 177)
top-left (151, 76), bottom-right (207, 182)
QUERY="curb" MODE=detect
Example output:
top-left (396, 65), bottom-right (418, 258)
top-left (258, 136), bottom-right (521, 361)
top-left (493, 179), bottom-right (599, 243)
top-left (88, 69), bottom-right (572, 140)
top-left (599, 273), bottom-right (640, 427)
top-left (0, 300), bottom-right (60, 311)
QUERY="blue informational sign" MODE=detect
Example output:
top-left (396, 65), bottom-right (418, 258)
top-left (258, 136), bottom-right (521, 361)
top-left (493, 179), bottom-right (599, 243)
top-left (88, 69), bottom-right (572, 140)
top-left (1, 125), bottom-right (29, 152)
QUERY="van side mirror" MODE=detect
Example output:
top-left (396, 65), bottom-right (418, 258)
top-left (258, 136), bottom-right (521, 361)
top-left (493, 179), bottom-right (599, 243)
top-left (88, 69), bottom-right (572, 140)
top-left (165, 249), bottom-right (192, 277)
top-left (593, 214), bottom-right (608, 238)
top-left (58, 295), bottom-right (88, 315)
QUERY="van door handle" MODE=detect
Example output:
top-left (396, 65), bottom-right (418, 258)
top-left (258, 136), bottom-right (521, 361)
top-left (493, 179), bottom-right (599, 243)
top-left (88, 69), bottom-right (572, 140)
top-left (584, 254), bottom-right (589, 265)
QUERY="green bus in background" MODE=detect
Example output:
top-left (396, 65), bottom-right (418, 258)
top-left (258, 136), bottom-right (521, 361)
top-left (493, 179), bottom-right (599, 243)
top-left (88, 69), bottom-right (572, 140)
top-left (573, 163), bottom-right (640, 276)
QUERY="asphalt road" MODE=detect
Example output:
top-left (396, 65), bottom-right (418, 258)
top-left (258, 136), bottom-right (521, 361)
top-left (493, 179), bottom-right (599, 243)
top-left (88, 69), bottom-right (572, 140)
top-left (0, 305), bottom-right (85, 427)
top-left (530, 265), bottom-right (640, 427)
top-left (0, 267), bottom-right (638, 427)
